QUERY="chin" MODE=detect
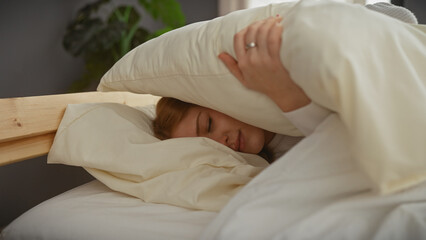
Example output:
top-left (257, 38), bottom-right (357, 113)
top-left (244, 145), bottom-right (263, 155)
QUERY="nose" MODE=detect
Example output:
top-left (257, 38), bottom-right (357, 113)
top-left (210, 134), bottom-right (229, 148)
top-left (217, 135), bottom-right (229, 146)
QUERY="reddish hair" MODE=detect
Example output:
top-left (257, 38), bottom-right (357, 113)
top-left (153, 97), bottom-right (195, 140)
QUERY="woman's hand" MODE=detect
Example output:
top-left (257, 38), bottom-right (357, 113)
top-left (219, 16), bottom-right (311, 112)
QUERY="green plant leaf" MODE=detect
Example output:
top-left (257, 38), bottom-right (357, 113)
top-left (63, 18), bottom-right (104, 56)
top-left (138, 0), bottom-right (156, 18)
top-left (109, 5), bottom-right (141, 27)
top-left (96, 21), bottom-right (125, 52)
top-left (131, 27), bottom-right (150, 48)
top-left (77, 0), bottom-right (110, 18)
top-left (69, 51), bottom-right (115, 92)
top-left (138, 0), bottom-right (185, 28)
top-left (119, 22), bottom-right (138, 57)
top-left (148, 26), bottom-right (173, 39)
top-left (63, 0), bottom-right (186, 92)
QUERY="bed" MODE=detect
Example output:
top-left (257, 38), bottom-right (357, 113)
top-left (1, 92), bottom-right (426, 240)
top-left (2, 0), bottom-right (426, 239)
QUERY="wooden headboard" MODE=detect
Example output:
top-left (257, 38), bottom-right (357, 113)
top-left (0, 92), bottom-right (159, 166)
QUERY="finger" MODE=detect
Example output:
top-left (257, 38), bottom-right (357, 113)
top-left (218, 52), bottom-right (244, 82)
top-left (234, 27), bottom-right (247, 60)
top-left (244, 20), bottom-right (265, 53)
top-left (268, 22), bottom-right (284, 61)
top-left (256, 17), bottom-right (279, 58)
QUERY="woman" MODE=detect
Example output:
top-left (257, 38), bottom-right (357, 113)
top-left (153, 16), bottom-right (330, 162)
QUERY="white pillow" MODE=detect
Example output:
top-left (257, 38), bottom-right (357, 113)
top-left (99, 0), bottom-right (426, 194)
top-left (97, 2), bottom-right (303, 136)
top-left (279, 0), bottom-right (426, 194)
top-left (47, 102), bottom-right (268, 212)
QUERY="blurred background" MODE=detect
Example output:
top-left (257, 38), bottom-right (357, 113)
top-left (0, 0), bottom-right (425, 229)
top-left (0, 0), bottom-right (218, 229)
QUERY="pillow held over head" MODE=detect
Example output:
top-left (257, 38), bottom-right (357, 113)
top-left (279, 0), bottom-right (426, 194)
top-left (98, 0), bottom-right (426, 194)
top-left (97, 2), bottom-right (302, 136)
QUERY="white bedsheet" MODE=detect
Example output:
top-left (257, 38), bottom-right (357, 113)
top-left (1, 181), bottom-right (216, 240)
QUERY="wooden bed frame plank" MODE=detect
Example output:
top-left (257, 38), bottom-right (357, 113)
top-left (0, 133), bottom-right (55, 166)
top-left (0, 92), bottom-right (158, 143)
top-left (0, 92), bottom-right (159, 166)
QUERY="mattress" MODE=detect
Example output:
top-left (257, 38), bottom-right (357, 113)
top-left (1, 180), bottom-right (216, 240)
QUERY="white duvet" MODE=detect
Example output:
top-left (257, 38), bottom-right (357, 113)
top-left (200, 114), bottom-right (426, 240)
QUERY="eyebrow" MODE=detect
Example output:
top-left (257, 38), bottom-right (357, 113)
top-left (196, 111), bottom-right (201, 137)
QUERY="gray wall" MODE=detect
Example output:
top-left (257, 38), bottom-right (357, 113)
top-left (405, 0), bottom-right (426, 24)
top-left (0, 0), bottom-right (218, 228)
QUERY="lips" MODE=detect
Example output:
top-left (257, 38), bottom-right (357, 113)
top-left (237, 130), bottom-right (244, 152)
top-left (229, 130), bottom-right (244, 152)
top-left (230, 131), bottom-right (241, 152)
top-left (235, 131), bottom-right (240, 151)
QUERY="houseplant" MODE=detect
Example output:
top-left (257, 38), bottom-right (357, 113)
top-left (63, 0), bottom-right (185, 92)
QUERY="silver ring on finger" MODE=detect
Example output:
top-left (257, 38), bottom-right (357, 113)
top-left (245, 42), bottom-right (257, 50)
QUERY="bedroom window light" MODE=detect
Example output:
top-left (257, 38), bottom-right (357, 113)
top-left (247, 0), bottom-right (391, 8)
top-left (219, 0), bottom-right (392, 16)
top-left (247, 0), bottom-right (296, 8)
top-left (364, 0), bottom-right (391, 4)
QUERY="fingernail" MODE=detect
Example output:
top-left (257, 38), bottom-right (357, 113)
top-left (276, 14), bottom-right (280, 18)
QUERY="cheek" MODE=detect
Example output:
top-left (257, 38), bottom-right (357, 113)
top-left (245, 128), bottom-right (265, 154)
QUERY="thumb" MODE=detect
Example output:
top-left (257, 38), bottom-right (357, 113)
top-left (218, 52), bottom-right (244, 82)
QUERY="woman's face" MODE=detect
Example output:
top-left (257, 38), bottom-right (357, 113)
top-left (171, 106), bottom-right (271, 154)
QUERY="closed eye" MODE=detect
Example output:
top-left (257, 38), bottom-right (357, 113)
top-left (207, 117), bottom-right (212, 133)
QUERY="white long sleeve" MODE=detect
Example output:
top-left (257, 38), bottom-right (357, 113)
top-left (267, 102), bottom-right (331, 161)
top-left (282, 102), bottom-right (331, 136)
